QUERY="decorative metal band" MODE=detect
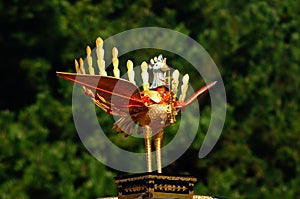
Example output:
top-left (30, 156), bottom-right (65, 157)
top-left (115, 175), bottom-right (197, 184)
top-left (98, 195), bottom-right (217, 199)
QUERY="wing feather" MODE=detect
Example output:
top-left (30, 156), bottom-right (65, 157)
top-left (56, 72), bottom-right (147, 115)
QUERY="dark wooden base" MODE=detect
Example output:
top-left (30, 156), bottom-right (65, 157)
top-left (114, 172), bottom-right (198, 199)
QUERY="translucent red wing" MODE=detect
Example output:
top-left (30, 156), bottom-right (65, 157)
top-left (56, 72), bottom-right (147, 116)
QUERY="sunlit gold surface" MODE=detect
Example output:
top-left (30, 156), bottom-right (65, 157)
top-left (143, 126), bottom-right (152, 172)
top-left (154, 130), bottom-right (164, 173)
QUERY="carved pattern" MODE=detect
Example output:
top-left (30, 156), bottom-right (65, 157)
top-left (115, 173), bottom-right (197, 198)
top-left (154, 184), bottom-right (188, 192)
top-left (123, 185), bottom-right (147, 193)
top-left (115, 174), bottom-right (197, 183)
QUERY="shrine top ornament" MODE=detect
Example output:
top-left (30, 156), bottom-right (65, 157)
top-left (56, 37), bottom-right (216, 173)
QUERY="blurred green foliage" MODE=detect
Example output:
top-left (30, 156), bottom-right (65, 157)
top-left (0, 0), bottom-right (299, 198)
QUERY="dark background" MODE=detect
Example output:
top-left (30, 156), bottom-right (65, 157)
top-left (0, 0), bottom-right (299, 198)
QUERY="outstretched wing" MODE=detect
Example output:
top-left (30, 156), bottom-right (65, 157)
top-left (56, 72), bottom-right (147, 116)
top-left (175, 81), bottom-right (217, 109)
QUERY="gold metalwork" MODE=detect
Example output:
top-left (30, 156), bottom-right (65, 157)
top-left (142, 126), bottom-right (152, 173)
top-left (114, 173), bottom-right (198, 199)
top-left (154, 130), bottom-right (164, 173)
top-left (98, 196), bottom-right (214, 199)
top-left (57, 37), bottom-right (216, 175)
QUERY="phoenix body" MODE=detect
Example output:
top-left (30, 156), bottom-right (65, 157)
top-left (57, 37), bottom-right (216, 173)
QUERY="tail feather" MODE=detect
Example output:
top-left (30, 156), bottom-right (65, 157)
top-left (112, 116), bottom-right (136, 136)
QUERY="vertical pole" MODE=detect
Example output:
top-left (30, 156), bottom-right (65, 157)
top-left (154, 130), bottom-right (164, 173)
top-left (143, 126), bottom-right (152, 173)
